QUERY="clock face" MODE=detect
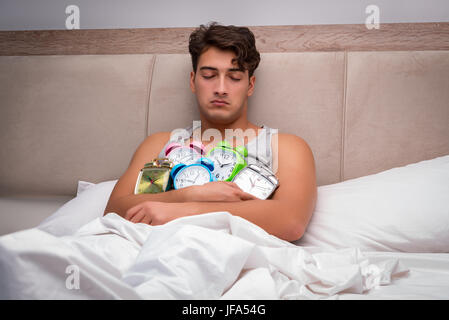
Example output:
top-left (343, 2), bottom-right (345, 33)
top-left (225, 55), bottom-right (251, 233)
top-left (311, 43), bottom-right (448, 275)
top-left (136, 168), bottom-right (170, 194)
top-left (209, 149), bottom-right (237, 181)
top-left (233, 168), bottom-right (274, 199)
top-left (174, 165), bottom-right (211, 189)
top-left (168, 147), bottom-right (201, 166)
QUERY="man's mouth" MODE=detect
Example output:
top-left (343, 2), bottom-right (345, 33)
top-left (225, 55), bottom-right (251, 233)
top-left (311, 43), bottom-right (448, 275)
top-left (211, 99), bottom-right (229, 106)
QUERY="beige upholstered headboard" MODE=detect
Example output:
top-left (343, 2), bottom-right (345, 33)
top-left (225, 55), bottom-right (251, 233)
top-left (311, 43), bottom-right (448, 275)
top-left (1, 23), bottom-right (448, 197)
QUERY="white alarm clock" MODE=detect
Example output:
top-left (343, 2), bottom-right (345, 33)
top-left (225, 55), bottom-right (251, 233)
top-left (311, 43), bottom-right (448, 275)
top-left (170, 157), bottom-right (216, 189)
top-left (232, 163), bottom-right (279, 199)
top-left (164, 141), bottom-right (205, 166)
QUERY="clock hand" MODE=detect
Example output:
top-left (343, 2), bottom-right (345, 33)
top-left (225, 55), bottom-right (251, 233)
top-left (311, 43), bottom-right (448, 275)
top-left (255, 185), bottom-right (271, 191)
top-left (249, 176), bottom-right (256, 188)
top-left (181, 152), bottom-right (194, 161)
top-left (221, 160), bottom-right (233, 167)
top-left (181, 177), bottom-right (195, 184)
top-left (193, 171), bottom-right (200, 183)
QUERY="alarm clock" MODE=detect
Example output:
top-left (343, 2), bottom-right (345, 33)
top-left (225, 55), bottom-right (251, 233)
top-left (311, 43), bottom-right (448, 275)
top-left (165, 141), bottom-right (205, 166)
top-left (232, 163), bottom-right (279, 200)
top-left (206, 141), bottom-right (247, 181)
top-left (170, 157), bottom-right (216, 189)
top-left (134, 158), bottom-right (174, 194)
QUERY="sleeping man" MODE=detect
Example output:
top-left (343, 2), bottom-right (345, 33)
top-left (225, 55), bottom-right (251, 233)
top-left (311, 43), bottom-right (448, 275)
top-left (104, 22), bottom-right (317, 242)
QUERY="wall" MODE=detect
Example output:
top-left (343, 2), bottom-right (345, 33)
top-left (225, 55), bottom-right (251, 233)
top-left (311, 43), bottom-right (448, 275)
top-left (1, 0), bottom-right (448, 31)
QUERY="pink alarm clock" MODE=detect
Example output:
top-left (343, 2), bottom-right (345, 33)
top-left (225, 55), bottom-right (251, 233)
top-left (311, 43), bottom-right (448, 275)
top-left (165, 141), bottom-right (205, 166)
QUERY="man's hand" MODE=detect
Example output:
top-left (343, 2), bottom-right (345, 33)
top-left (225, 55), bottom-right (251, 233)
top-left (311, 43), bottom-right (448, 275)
top-left (187, 181), bottom-right (258, 202)
top-left (124, 181), bottom-right (257, 225)
top-left (125, 201), bottom-right (188, 225)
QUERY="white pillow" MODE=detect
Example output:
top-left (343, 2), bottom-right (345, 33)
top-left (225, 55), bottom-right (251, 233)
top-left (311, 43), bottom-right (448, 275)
top-left (37, 180), bottom-right (118, 237)
top-left (295, 155), bottom-right (449, 253)
top-left (76, 180), bottom-right (96, 196)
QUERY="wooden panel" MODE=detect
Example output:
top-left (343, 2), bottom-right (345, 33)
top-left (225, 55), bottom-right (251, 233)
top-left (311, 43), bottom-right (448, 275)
top-left (253, 22), bottom-right (449, 52)
top-left (1, 22), bottom-right (448, 55)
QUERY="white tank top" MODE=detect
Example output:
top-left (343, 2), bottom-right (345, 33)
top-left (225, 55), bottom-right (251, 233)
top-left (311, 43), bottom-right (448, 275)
top-left (157, 122), bottom-right (277, 171)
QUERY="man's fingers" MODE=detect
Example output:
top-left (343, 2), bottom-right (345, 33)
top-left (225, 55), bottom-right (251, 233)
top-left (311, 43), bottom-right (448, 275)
top-left (141, 213), bottom-right (152, 225)
top-left (125, 203), bottom-right (142, 220)
top-left (223, 182), bottom-right (257, 200)
top-left (225, 181), bottom-right (241, 189)
top-left (240, 191), bottom-right (258, 200)
top-left (130, 208), bottom-right (145, 223)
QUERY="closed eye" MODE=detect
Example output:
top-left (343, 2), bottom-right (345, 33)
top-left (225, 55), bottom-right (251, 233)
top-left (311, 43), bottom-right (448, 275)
top-left (202, 75), bottom-right (241, 81)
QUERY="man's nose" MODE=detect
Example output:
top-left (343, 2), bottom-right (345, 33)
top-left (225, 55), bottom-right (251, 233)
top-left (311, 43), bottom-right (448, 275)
top-left (214, 75), bottom-right (228, 96)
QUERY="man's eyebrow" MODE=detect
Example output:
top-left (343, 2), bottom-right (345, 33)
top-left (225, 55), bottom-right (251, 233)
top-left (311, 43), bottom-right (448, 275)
top-left (199, 66), bottom-right (244, 72)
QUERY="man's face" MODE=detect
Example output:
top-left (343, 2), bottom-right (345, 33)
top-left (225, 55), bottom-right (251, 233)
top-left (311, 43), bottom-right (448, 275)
top-left (190, 46), bottom-right (255, 125)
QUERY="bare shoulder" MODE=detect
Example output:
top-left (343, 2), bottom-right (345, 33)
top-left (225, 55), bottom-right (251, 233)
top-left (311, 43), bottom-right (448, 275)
top-left (131, 131), bottom-right (173, 165)
top-left (278, 132), bottom-right (310, 148)
top-left (141, 131), bottom-right (172, 148)
top-left (271, 132), bottom-right (317, 207)
top-left (129, 131), bottom-right (172, 170)
top-left (274, 132), bottom-right (315, 164)
top-left (272, 132), bottom-right (316, 188)
top-left (107, 131), bottom-right (172, 200)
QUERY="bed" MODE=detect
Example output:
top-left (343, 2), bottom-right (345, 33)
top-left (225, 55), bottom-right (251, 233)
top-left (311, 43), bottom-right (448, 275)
top-left (0, 22), bottom-right (448, 300)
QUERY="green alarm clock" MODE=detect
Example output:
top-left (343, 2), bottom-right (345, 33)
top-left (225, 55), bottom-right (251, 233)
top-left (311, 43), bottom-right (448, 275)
top-left (205, 140), bottom-right (247, 181)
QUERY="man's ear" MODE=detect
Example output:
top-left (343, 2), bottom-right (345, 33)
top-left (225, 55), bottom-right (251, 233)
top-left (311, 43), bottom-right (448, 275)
top-left (190, 71), bottom-right (196, 93)
top-left (247, 75), bottom-right (256, 97)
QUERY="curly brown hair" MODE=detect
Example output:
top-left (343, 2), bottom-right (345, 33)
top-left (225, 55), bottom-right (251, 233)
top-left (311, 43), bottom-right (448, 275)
top-left (188, 21), bottom-right (261, 79)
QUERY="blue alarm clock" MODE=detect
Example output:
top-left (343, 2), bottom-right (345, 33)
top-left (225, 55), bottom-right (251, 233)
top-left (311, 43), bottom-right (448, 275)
top-left (170, 157), bottom-right (216, 189)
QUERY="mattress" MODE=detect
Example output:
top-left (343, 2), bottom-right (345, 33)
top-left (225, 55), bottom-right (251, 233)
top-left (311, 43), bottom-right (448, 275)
top-left (0, 195), bottom-right (74, 236)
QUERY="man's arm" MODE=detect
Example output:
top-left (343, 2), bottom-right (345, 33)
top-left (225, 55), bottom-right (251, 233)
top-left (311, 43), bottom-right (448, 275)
top-left (103, 132), bottom-right (189, 217)
top-left (104, 132), bottom-right (257, 218)
top-left (156, 199), bottom-right (306, 242)
top-left (181, 134), bottom-right (316, 241)
top-left (126, 134), bottom-right (317, 242)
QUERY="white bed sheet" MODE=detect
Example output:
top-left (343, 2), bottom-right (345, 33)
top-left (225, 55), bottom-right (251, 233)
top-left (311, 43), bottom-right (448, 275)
top-left (338, 251), bottom-right (449, 299)
top-left (1, 210), bottom-right (448, 300)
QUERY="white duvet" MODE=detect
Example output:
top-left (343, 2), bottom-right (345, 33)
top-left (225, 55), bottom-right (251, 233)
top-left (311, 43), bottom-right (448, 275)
top-left (0, 211), bottom-right (409, 300)
top-left (2, 155), bottom-right (449, 299)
